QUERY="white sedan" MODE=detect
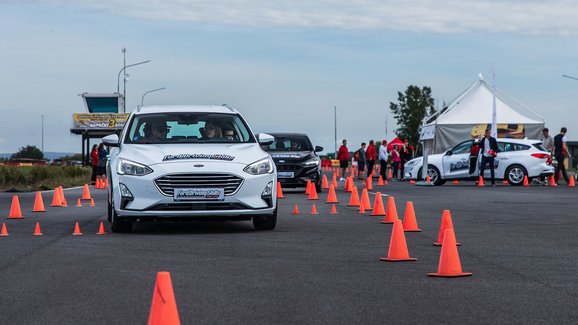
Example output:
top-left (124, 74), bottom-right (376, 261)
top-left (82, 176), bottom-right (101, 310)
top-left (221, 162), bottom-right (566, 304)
top-left (404, 138), bottom-right (555, 185)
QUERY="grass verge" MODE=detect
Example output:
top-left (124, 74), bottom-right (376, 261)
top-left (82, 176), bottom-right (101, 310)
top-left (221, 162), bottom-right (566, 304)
top-left (0, 166), bottom-right (92, 192)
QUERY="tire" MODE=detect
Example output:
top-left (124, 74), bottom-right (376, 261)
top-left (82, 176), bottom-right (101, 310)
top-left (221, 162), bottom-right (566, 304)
top-left (505, 165), bottom-right (527, 186)
top-left (418, 165), bottom-right (443, 185)
top-left (315, 180), bottom-right (322, 193)
top-left (108, 198), bottom-right (132, 233)
top-left (253, 207), bottom-right (277, 231)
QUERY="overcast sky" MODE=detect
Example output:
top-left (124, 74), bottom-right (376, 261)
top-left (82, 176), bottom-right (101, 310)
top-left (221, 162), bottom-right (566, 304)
top-left (1, 0), bottom-right (577, 154)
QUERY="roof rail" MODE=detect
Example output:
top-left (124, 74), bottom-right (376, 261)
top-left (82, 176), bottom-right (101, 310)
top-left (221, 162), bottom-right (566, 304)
top-left (221, 104), bottom-right (235, 112)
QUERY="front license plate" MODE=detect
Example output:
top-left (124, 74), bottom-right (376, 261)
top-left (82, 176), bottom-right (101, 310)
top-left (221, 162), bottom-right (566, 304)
top-left (173, 188), bottom-right (225, 201)
top-left (277, 172), bottom-right (294, 178)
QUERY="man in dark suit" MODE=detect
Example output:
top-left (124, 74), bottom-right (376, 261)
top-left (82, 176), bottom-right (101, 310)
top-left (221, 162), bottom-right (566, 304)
top-left (478, 128), bottom-right (499, 186)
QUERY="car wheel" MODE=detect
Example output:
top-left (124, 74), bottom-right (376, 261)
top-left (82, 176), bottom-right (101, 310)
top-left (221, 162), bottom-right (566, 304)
top-left (108, 199), bottom-right (132, 233)
top-left (418, 165), bottom-right (443, 185)
top-left (253, 207), bottom-right (277, 231)
top-left (315, 180), bottom-right (322, 193)
top-left (506, 165), bottom-right (527, 186)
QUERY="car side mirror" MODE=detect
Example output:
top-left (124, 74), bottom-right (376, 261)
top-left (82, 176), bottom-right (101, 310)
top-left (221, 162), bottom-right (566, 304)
top-left (445, 150), bottom-right (453, 156)
top-left (315, 146), bottom-right (324, 152)
top-left (102, 134), bottom-right (120, 147)
top-left (257, 133), bottom-right (274, 146)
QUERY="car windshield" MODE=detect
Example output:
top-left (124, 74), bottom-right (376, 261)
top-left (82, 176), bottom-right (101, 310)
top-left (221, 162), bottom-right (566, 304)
top-left (263, 135), bottom-right (313, 151)
top-left (124, 113), bottom-right (254, 144)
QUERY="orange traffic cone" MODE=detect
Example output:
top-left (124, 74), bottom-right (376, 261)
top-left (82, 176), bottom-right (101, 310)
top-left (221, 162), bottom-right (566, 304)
top-left (76, 198), bottom-right (82, 207)
top-left (358, 201), bottom-right (366, 214)
top-left (409, 180), bottom-right (416, 184)
top-left (569, 176), bottom-right (576, 187)
top-left (425, 175), bottom-right (431, 183)
top-left (380, 220), bottom-right (417, 262)
top-left (503, 179), bottom-right (509, 185)
top-left (477, 176), bottom-right (485, 187)
top-left (33, 222), bottom-right (43, 236)
top-left (332, 174), bottom-right (338, 188)
top-left (522, 175), bottom-right (529, 186)
top-left (344, 177), bottom-right (353, 192)
top-left (365, 177), bottom-right (373, 190)
top-left (434, 210), bottom-right (461, 246)
top-left (308, 185), bottom-right (319, 200)
top-left (381, 196), bottom-right (398, 224)
top-left (50, 187), bottom-right (62, 207)
top-left (310, 204), bottom-right (319, 215)
top-left (7, 195), bottom-right (24, 219)
top-left (347, 186), bottom-right (360, 207)
top-left (428, 228), bottom-right (472, 277)
top-left (81, 184), bottom-right (92, 200)
top-left (326, 185), bottom-right (339, 203)
top-left (293, 204), bottom-right (300, 215)
top-left (452, 180), bottom-right (459, 185)
top-left (32, 191), bottom-right (46, 212)
top-left (73, 222), bottom-right (82, 235)
top-left (549, 175), bottom-right (557, 187)
top-left (305, 180), bottom-right (312, 195)
top-left (330, 204), bottom-right (337, 214)
top-left (387, 169), bottom-right (393, 179)
top-left (371, 192), bottom-right (386, 216)
top-left (96, 221), bottom-right (107, 235)
top-left (0, 223), bottom-right (9, 236)
top-left (377, 175), bottom-right (385, 186)
top-left (321, 175), bottom-right (329, 189)
top-left (90, 198), bottom-right (95, 207)
top-left (276, 182), bottom-right (284, 199)
top-left (59, 186), bottom-right (66, 206)
top-left (148, 272), bottom-right (181, 325)
top-left (104, 178), bottom-right (109, 188)
top-left (360, 188), bottom-right (372, 211)
top-left (402, 201), bottom-right (421, 232)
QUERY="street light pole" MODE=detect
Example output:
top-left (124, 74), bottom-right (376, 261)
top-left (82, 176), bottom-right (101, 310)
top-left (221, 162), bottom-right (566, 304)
top-left (141, 87), bottom-right (166, 106)
top-left (116, 49), bottom-right (151, 112)
top-left (122, 48), bottom-right (126, 111)
top-left (334, 106), bottom-right (337, 157)
top-left (562, 74), bottom-right (578, 81)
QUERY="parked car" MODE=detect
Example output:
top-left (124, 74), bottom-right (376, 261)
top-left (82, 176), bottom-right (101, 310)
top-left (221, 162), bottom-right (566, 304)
top-left (262, 133), bottom-right (323, 192)
top-left (102, 105), bottom-right (277, 232)
top-left (404, 138), bottom-right (554, 185)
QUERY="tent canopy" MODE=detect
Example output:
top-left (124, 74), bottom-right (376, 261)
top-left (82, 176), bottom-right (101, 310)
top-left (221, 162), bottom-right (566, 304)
top-left (387, 137), bottom-right (404, 150)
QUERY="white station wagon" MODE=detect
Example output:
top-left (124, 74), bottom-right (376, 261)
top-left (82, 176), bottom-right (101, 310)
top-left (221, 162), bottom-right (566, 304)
top-left (103, 105), bottom-right (277, 232)
top-left (404, 138), bottom-right (555, 185)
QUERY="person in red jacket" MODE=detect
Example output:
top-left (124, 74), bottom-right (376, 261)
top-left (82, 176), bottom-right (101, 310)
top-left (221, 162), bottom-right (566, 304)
top-left (365, 140), bottom-right (376, 178)
top-left (336, 139), bottom-right (349, 181)
top-left (90, 144), bottom-right (99, 184)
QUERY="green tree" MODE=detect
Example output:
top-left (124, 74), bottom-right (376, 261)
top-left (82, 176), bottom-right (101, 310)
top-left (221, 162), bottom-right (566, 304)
top-left (11, 145), bottom-right (44, 160)
top-left (389, 85), bottom-right (436, 148)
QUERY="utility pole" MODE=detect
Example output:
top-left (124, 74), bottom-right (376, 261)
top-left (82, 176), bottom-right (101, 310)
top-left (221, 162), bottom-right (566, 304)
top-left (334, 106), bottom-right (337, 157)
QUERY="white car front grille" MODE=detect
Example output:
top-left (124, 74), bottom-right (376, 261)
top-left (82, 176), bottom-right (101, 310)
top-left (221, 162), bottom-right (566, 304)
top-left (154, 173), bottom-right (244, 196)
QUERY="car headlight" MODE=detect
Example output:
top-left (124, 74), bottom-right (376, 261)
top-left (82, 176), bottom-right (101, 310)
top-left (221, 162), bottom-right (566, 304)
top-left (244, 157), bottom-right (274, 175)
top-left (117, 159), bottom-right (153, 176)
top-left (302, 158), bottom-right (320, 167)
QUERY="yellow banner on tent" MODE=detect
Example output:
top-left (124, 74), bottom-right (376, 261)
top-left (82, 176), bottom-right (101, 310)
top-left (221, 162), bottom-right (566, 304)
top-left (72, 113), bottom-right (129, 129)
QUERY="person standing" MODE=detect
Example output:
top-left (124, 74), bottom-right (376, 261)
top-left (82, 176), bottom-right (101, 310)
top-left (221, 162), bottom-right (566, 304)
top-left (554, 127), bottom-right (570, 185)
top-left (469, 136), bottom-right (482, 175)
top-left (378, 140), bottom-right (389, 181)
top-left (336, 139), bottom-right (349, 181)
top-left (540, 128), bottom-right (554, 184)
top-left (97, 143), bottom-right (108, 180)
top-left (365, 140), bottom-right (376, 178)
top-left (391, 145), bottom-right (401, 180)
top-left (399, 140), bottom-right (410, 181)
top-left (90, 144), bottom-right (99, 184)
top-left (356, 142), bottom-right (367, 180)
top-left (478, 129), bottom-right (498, 186)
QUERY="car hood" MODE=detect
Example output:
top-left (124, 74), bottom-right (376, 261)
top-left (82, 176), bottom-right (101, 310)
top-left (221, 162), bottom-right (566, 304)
top-left (118, 143), bottom-right (268, 166)
top-left (268, 151), bottom-right (317, 162)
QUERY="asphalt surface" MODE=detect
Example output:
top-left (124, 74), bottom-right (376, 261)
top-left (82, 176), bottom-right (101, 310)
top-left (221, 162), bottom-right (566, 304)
top-left (0, 177), bottom-right (577, 324)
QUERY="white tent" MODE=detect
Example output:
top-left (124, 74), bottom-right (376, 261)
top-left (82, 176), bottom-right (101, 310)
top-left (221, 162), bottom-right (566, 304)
top-left (420, 77), bottom-right (545, 154)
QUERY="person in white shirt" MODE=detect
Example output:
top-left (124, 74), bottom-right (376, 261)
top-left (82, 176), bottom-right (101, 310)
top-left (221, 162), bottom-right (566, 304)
top-left (378, 140), bottom-right (389, 180)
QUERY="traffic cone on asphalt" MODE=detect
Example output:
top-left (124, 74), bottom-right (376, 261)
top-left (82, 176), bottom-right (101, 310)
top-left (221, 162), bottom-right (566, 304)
top-left (344, 177), bottom-right (353, 192)
top-left (371, 192), bottom-right (386, 216)
top-left (425, 175), bottom-right (431, 183)
top-left (402, 201), bottom-right (421, 232)
top-left (409, 180), bottom-right (416, 184)
top-left (377, 175), bottom-right (385, 186)
top-left (434, 210), bottom-right (461, 246)
top-left (308, 185), bottom-right (319, 200)
top-left (452, 180), bottom-right (459, 185)
top-left (326, 185), bottom-right (339, 203)
top-left (96, 221), bottom-right (107, 235)
top-left (7, 195), bottom-right (24, 219)
top-left (32, 191), bottom-right (47, 212)
top-left (50, 187), bottom-right (62, 207)
top-left (365, 177), bottom-right (373, 190)
top-left (104, 178), bottom-right (108, 188)
top-left (81, 184), bottom-right (92, 200)
top-left (293, 204), bottom-right (300, 215)
top-left (305, 180), bottom-right (311, 195)
top-left (59, 186), bottom-right (66, 205)
top-left (276, 182), bottom-right (284, 199)
top-left (90, 198), bottom-right (95, 207)
top-left (332, 174), bottom-right (338, 188)
top-left (148, 272), bottom-right (181, 325)
top-left (358, 201), bottom-right (366, 214)
top-left (330, 204), bottom-right (337, 214)
top-left (569, 177), bottom-right (576, 187)
top-left (380, 220), bottom-right (417, 262)
top-left (549, 175), bottom-right (557, 187)
top-left (322, 175), bottom-right (329, 189)
top-left (73, 222), bottom-right (82, 235)
top-left (360, 189), bottom-right (372, 211)
top-left (33, 222), bottom-right (43, 236)
top-left (0, 223), bottom-right (9, 236)
top-left (477, 176), bottom-right (485, 187)
top-left (381, 196), bottom-right (398, 224)
top-left (76, 198), bottom-right (82, 207)
top-left (347, 186), bottom-right (360, 207)
top-left (428, 228), bottom-right (472, 277)
top-left (522, 175), bottom-right (529, 186)
top-left (310, 204), bottom-right (318, 215)
top-left (503, 179), bottom-right (509, 185)
top-left (388, 169), bottom-right (393, 179)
